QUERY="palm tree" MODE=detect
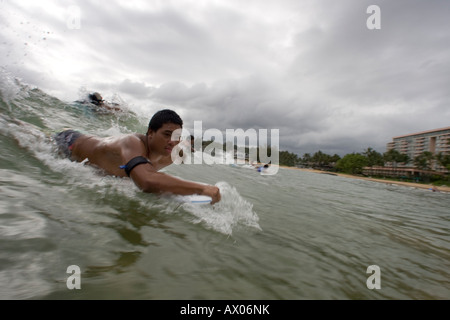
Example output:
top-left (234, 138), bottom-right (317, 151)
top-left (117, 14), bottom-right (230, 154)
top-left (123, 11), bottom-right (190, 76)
top-left (413, 151), bottom-right (434, 171)
top-left (435, 152), bottom-right (450, 171)
top-left (383, 149), bottom-right (409, 168)
top-left (363, 147), bottom-right (384, 166)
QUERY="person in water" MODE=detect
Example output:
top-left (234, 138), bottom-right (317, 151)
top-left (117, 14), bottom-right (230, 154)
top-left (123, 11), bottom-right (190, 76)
top-left (190, 135), bottom-right (195, 153)
top-left (53, 109), bottom-right (221, 204)
top-left (88, 92), bottom-right (104, 105)
top-left (86, 92), bottom-right (122, 112)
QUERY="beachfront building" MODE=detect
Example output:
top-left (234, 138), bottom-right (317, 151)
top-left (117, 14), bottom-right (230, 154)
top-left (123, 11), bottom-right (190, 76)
top-left (363, 127), bottom-right (450, 178)
top-left (386, 127), bottom-right (450, 163)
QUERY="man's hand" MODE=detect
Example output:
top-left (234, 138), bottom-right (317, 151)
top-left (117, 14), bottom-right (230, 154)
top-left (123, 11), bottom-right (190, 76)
top-left (202, 185), bottom-right (221, 204)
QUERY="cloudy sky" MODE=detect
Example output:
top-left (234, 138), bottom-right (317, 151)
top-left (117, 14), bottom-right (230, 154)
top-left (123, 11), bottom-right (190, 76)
top-left (1, 0), bottom-right (449, 156)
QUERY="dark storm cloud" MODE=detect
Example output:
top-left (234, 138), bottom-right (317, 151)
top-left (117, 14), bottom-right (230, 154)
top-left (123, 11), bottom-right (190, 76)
top-left (289, 0), bottom-right (450, 105)
top-left (1, 0), bottom-right (449, 156)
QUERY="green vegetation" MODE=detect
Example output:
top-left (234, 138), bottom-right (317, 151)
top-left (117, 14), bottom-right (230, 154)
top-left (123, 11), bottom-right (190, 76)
top-left (435, 152), bottom-right (450, 171)
top-left (279, 150), bottom-right (299, 167)
top-left (413, 151), bottom-right (434, 171)
top-left (298, 151), bottom-right (341, 170)
top-left (383, 149), bottom-right (409, 167)
top-left (336, 153), bottom-right (368, 174)
top-left (363, 147), bottom-right (384, 167)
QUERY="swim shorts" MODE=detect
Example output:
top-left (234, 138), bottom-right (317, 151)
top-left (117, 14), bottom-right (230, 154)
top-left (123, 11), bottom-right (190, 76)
top-left (54, 130), bottom-right (83, 158)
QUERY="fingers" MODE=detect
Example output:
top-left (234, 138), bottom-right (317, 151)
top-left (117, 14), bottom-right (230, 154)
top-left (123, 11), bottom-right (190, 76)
top-left (211, 187), bottom-right (221, 204)
top-left (203, 185), bottom-right (221, 204)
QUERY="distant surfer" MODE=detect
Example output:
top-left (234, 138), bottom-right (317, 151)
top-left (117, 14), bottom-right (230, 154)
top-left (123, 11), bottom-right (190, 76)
top-left (190, 135), bottom-right (195, 153)
top-left (53, 109), bottom-right (221, 204)
top-left (430, 186), bottom-right (439, 192)
top-left (77, 92), bottom-right (123, 112)
top-left (257, 163), bottom-right (270, 172)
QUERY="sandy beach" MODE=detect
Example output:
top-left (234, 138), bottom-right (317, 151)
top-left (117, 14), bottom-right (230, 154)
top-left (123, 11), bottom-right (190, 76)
top-left (279, 166), bottom-right (450, 193)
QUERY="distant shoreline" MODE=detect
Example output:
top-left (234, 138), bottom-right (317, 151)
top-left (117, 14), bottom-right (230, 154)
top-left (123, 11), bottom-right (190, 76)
top-left (279, 166), bottom-right (450, 193)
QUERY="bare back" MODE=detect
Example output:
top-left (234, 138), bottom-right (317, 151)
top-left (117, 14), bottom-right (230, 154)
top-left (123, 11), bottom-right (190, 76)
top-left (71, 133), bottom-right (169, 176)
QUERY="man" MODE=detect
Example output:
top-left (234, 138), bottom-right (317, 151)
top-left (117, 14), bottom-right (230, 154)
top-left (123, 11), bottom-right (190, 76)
top-left (54, 109), bottom-right (221, 204)
top-left (85, 92), bottom-right (122, 112)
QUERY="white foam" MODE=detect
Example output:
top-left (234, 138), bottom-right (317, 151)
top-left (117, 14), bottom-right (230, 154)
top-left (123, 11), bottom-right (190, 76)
top-left (180, 181), bottom-right (262, 235)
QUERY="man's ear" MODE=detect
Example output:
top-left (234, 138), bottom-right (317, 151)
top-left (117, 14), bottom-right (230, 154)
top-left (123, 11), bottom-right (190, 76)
top-left (147, 128), bottom-right (153, 138)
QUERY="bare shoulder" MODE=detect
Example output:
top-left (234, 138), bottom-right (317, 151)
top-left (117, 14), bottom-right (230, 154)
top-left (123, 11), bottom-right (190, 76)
top-left (77, 134), bottom-right (145, 156)
top-left (119, 133), bottom-right (144, 145)
top-left (119, 133), bottom-right (147, 156)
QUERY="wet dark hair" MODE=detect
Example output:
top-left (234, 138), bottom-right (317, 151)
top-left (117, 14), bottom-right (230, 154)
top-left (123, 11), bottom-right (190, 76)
top-left (148, 109), bottom-right (183, 132)
top-left (88, 92), bottom-right (103, 105)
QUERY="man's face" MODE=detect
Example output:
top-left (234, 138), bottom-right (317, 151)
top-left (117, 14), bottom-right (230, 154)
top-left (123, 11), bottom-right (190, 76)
top-left (148, 122), bottom-right (182, 156)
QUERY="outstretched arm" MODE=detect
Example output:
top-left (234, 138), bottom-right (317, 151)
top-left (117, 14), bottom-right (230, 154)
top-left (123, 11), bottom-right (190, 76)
top-left (119, 134), bottom-right (221, 204)
top-left (130, 163), bottom-right (221, 204)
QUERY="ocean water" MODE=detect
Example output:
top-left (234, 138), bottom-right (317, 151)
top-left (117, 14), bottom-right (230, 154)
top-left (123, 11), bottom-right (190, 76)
top-left (1, 73), bottom-right (449, 300)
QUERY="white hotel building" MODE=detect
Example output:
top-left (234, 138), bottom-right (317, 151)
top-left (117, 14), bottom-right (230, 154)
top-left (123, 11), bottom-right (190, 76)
top-left (364, 127), bottom-right (450, 177)
top-left (386, 127), bottom-right (450, 162)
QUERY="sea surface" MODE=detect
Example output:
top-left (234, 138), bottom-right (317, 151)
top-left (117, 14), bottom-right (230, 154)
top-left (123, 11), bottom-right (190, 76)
top-left (1, 72), bottom-right (449, 300)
